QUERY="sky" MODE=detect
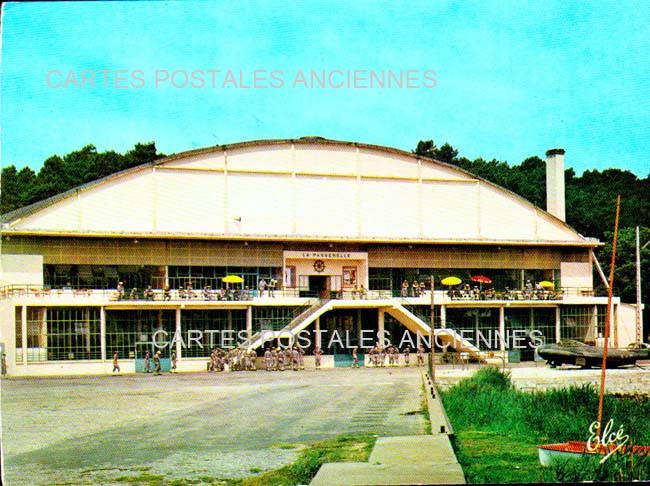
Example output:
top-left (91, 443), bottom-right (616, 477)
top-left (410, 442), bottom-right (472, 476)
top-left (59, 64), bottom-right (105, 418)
top-left (1, 0), bottom-right (650, 177)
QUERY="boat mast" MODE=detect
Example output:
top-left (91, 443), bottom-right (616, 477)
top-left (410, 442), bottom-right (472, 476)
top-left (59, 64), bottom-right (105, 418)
top-left (636, 226), bottom-right (642, 343)
top-left (596, 195), bottom-right (621, 438)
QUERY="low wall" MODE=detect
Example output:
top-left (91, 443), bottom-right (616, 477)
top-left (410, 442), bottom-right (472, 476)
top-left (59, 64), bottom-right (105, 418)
top-left (4, 354), bottom-right (337, 377)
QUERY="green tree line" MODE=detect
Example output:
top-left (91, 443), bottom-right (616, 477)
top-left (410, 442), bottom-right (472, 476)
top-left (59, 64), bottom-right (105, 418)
top-left (1, 142), bottom-right (164, 214)
top-left (415, 139), bottom-right (650, 332)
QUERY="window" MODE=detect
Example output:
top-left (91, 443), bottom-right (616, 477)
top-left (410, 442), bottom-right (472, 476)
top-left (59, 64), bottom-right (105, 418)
top-left (47, 308), bottom-right (101, 360)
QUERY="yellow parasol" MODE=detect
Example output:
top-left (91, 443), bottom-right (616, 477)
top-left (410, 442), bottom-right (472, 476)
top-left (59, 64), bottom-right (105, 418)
top-left (441, 276), bottom-right (462, 286)
top-left (539, 281), bottom-right (554, 289)
top-left (222, 275), bottom-right (244, 284)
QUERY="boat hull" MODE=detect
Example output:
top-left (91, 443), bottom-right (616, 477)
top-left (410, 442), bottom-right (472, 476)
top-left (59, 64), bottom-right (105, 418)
top-left (538, 441), bottom-right (650, 466)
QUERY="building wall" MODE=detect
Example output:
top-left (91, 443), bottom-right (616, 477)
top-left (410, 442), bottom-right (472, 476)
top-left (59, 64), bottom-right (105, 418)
top-left (2, 237), bottom-right (589, 271)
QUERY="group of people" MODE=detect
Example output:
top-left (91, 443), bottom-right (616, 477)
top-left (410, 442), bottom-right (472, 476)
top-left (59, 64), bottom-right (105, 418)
top-left (263, 346), bottom-right (307, 371)
top-left (257, 278), bottom-right (278, 298)
top-left (447, 283), bottom-right (496, 300)
top-left (111, 349), bottom-right (177, 375)
top-left (116, 281), bottom-right (257, 302)
top-left (401, 280), bottom-right (428, 297)
top-left (208, 347), bottom-right (259, 372)
top-left (367, 345), bottom-right (426, 367)
top-left (112, 344), bottom-right (427, 374)
top-left (447, 281), bottom-right (559, 301)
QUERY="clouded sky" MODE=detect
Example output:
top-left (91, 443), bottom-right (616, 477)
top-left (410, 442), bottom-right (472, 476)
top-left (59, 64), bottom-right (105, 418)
top-left (2, 1), bottom-right (649, 177)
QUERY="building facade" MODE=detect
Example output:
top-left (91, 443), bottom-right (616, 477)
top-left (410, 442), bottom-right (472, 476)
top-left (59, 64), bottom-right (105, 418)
top-left (0, 138), bottom-right (637, 375)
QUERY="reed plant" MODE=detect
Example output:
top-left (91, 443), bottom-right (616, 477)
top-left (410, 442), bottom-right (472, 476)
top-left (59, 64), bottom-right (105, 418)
top-left (440, 366), bottom-right (650, 482)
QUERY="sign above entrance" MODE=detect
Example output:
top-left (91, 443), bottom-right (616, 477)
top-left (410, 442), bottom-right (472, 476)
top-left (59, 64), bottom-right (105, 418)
top-left (284, 251), bottom-right (368, 260)
top-left (313, 260), bottom-right (326, 272)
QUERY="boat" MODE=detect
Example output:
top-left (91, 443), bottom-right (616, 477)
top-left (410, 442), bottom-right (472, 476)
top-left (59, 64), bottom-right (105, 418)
top-left (537, 196), bottom-right (650, 467)
top-left (537, 340), bottom-right (650, 368)
top-left (538, 441), bottom-right (650, 467)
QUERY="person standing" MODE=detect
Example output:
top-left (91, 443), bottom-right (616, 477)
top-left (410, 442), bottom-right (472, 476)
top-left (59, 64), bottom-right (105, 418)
top-left (264, 347), bottom-right (273, 371)
top-left (249, 349), bottom-right (258, 371)
top-left (401, 280), bottom-right (409, 297)
top-left (416, 346), bottom-right (425, 367)
top-left (144, 350), bottom-right (151, 373)
top-left (170, 349), bottom-right (177, 372)
top-left (351, 347), bottom-right (359, 368)
top-left (313, 346), bottom-right (322, 369)
top-left (291, 346), bottom-right (300, 371)
top-left (116, 282), bottom-right (125, 300)
top-left (403, 347), bottom-right (411, 367)
top-left (112, 351), bottom-right (120, 373)
top-left (412, 280), bottom-right (420, 297)
top-left (258, 278), bottom-right (268, 298)
top-left (153, 350), bottom-right (162, 375)
top-left (268, 277), bottom-right (277, 297)
top-left (2, 353), bottom-right (7, 376)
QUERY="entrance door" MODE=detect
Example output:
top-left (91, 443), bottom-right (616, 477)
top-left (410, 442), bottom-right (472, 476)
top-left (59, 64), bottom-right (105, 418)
top-left (309, 276), bottom-right (329, 299)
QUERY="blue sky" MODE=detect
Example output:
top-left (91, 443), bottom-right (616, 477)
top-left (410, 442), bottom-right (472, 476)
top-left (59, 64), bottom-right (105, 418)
top-left (2, 0), bottom-right (650, 177)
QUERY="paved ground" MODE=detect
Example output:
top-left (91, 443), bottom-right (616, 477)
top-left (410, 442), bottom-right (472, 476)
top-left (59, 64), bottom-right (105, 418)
top-left (434, 360), bottom-right (650, 393)
top-left (1, 367), bottom-right (426, 485)
top-left (4, 362), bottom-right (649, 485)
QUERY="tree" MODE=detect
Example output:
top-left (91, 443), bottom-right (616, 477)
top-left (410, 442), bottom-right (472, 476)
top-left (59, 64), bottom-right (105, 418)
top-left (413, 140), bottom-right (459, 164)
top-left (0, 142), bottom-right (165, 214)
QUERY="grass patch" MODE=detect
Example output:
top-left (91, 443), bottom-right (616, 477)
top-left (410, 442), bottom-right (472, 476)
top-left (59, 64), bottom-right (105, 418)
top-left (114, 473), bottom-right (167, 484)
top-left (237, 434), bottom-right (376, 486)
top-left (451, 430), bottom-right (544, 483)
top-left (421, 382), bottom-right (432, 435)
top-left (441, 366), bottom-right (650, 483)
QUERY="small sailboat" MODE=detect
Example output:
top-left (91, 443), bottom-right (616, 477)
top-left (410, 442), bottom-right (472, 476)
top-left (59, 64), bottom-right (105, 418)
top-left (537, 196), bottom-right (650, 466)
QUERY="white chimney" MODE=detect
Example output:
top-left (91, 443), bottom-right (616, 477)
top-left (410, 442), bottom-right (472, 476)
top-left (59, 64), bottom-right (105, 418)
top-left (545, 148), bottom-right (566, 221)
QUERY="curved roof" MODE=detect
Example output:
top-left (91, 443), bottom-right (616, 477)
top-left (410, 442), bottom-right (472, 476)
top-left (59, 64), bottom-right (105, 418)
top-left (1, 137), bottom-right (594, 246)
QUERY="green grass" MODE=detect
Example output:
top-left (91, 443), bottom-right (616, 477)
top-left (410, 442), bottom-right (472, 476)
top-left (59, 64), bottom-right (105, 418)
top-left (440, 366), bottom-right (650, 483)
top-left (451, 430), bottom-right (544, 483)
top-left (421, 382), bottom-right (432, 434)
top-left (237, 434), bottom-right (376, 486)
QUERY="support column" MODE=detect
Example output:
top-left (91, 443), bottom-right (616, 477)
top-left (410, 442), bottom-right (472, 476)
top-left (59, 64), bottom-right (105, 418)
top-left (440, 305), bottom-right (446, 329)
top-left (593, 305), bottom-right (599, 343)
top-left (356, 309), bottom-right (362, 346)
top-left (315, 317), bottom-right (321, 348)
top-left (499, 306), bottom-right (506, 352)
top-left (246, 305), bottom-right (253, 343)
top-left (378, 308), bottom-right (385, 346)
top-left (613, 303), bottom-right (619, 347)
top-left (555, 307), bottom-right (561, 343)
top-left (21, 304), bottom-right (27, 365)
top-left (175, 307), bottom-right (182, 360)
top-left (100, 306), bottom-right (106, 361)
top-left (40, 308), bottom-right (47, 348)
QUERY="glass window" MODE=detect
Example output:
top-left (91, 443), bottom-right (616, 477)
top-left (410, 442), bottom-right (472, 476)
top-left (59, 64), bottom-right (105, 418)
top-left (105, 310), bottom-right (175, 361)
top-left (180, 309), bottom-right (247, 357)
top-left (47, 307), bottom-right (101, 360)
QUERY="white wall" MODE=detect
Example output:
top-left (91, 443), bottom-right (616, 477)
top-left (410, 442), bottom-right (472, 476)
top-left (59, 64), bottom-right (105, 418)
top-left (0, 255), bottom-right (44, 286)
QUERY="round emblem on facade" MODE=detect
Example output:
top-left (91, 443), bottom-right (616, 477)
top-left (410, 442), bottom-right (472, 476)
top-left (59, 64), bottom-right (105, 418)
top-left (313, 259), bottom-right (326, 273)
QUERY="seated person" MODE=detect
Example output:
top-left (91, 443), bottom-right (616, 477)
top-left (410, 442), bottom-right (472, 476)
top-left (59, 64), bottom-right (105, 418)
top-left (185, 282), bottom-right (196, 299)
top-left (163, 285), bottom-right (171, 301)
top-left (144, 285), bottom-right (155, 301)
top-left (359, 284), bottom-right (368, 299)
top-left (203, 285), bottom-right (214, 300)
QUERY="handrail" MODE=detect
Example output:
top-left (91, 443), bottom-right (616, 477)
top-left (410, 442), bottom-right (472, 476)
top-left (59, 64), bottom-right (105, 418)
top-left (0, 283), bottom-right (608, 302)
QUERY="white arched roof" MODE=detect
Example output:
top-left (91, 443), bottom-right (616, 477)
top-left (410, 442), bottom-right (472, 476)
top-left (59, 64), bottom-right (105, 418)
top-left (2, 138), bottom-right (590, 245)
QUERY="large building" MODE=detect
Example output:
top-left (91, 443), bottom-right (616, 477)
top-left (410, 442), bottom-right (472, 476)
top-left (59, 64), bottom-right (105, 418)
top-left (0, 137), bottom-right (639, 375)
